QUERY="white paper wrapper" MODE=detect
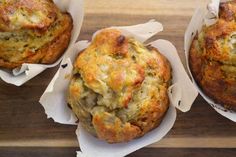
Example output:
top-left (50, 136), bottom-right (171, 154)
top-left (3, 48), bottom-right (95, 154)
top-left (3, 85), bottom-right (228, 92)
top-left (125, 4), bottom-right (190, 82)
top-left (185, 0), bottom-right (236, 122)
top-left (40, 20), bottom-right (198, 157)
top-left (0, 0), bottom-right (84, 86)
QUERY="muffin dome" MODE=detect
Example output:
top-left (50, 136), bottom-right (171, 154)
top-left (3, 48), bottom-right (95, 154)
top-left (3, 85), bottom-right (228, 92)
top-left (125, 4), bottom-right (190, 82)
top-left (68, 29), bottom-right (171, 143)
top-left (190, 1), bottom-right (236, 111)
top-left (0, 0), bottom-right (73, 69)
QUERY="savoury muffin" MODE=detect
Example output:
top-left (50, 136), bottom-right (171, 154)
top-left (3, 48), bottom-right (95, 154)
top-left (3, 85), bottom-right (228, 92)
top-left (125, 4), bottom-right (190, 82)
top-left (67, 29), bottom-right (172, 143)
top-left (0, 0), bottom-right (73, 69)
top-left (190, 1), bottom-right (236, 111)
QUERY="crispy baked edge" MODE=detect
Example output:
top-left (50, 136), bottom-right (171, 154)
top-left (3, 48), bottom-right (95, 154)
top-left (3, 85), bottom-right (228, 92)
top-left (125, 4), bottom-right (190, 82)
top-left (68, 44), bottom-right (171, 143)
top-left (0, 13), bottom-right (73, 69)
top-left (189, 35), bottom-right (236, 111)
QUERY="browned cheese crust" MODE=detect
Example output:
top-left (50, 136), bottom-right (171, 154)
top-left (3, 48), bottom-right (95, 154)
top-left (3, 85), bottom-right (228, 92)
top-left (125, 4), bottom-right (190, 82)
top-left (190, 1), bottom-right (236, 111)
top-left (67, 29), bottom-right (172, 143)
top-left (0, 0), bottom-right (73, 69)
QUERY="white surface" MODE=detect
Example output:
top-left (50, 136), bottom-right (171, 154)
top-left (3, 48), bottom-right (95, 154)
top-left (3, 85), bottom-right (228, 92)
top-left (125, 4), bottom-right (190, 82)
top-left (40, 41), bottom-right (89, 124)
top-left (0, 0), bottom-right (84, 86)
top-left (40, 20), bottom-right (198, 157)
top-left (184, 0), bottom-right (236, 122)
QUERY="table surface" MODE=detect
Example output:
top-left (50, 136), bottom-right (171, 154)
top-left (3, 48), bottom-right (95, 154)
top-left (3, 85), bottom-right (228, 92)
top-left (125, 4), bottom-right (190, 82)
top-left (0, 0), bottom-right (235, 156)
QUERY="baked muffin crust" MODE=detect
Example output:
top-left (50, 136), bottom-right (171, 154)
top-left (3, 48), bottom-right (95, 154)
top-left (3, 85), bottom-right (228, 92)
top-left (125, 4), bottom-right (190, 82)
top-left (0, 0), bottom-right (73, 69)
top-left (68, 29), bottom-right (171, 143)
top-left (190, 1), bottom-right (236, 110)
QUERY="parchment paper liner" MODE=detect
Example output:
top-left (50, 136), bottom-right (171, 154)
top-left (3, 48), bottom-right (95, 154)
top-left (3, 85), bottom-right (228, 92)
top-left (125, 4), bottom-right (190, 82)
top-left (40, 20), bottom-right (198, 157)
top-left (185, 0), bottom-right (236, 122)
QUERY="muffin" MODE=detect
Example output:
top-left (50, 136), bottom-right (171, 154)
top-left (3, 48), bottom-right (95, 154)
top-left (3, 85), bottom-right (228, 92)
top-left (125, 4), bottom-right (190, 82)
top-left (190, 1), bottom-right (236, 111)
top-left (67, 29), bottom-right (172, 143)
top-left (0, 0), bottom-right (73, 69)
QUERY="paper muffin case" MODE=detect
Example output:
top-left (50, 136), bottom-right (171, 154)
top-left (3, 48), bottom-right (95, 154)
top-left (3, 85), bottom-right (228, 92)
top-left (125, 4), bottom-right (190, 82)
top-left (0, 0), bottom-right (84, 86)
top-left (40, 20), bottom-right (198, 157)
top-left (185, 0), bottom-right (236, 122)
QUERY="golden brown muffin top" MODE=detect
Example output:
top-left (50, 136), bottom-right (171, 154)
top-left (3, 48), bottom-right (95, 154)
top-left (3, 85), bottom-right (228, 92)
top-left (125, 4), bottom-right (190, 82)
top-left (201, 1), bottom-right (236, 66)
top-left (0, 0), bottom-right (73, 68)
top-left (74, 29), bottom-right (171, 109)
top-left (0, 0), bottom-right (58, 31)
top-left (68, 29), bottom-right (171, 143)
top-left (219, 0), bottom-right (236, 21)
top-left (189, 1), bottom-right (236, 110)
